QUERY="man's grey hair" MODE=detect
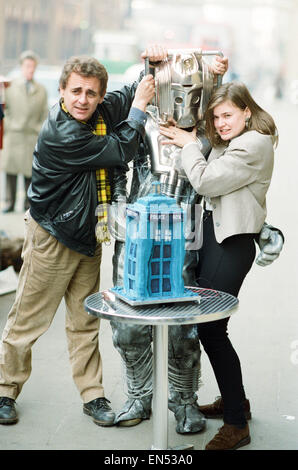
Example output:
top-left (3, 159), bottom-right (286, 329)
top-left (19, 50), bottom-right (39, 65)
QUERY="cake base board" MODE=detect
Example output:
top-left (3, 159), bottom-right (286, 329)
top-left (110, 287), bottom-right (201, 306)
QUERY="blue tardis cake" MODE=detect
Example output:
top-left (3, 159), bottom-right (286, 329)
top-left (112, 182), bottom-right (200, 305)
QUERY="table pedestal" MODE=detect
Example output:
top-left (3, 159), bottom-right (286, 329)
top-left (152, 325), bottom-right (169, 450)
top-left (152, 324), bottom-right (195, 450)
top-left (84, 288), bottom-right (238, 450)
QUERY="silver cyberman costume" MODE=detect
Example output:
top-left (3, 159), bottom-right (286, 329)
top-left (110, 50), bottom-right (284, 433)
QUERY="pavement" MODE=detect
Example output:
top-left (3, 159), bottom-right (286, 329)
top-left (0, 98), bottom-right (297, 452)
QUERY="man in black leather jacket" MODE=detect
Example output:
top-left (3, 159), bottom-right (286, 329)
top-left (0, 52), bottom-right (159, 427)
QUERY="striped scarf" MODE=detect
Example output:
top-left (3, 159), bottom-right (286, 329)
top-left (92, 116), bottom-right (111, 243)
top-left (61, 100), bottom-right (111, 243)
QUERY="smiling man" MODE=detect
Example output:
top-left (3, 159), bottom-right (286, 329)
top-left (0, 53), bottom-right (157, 427)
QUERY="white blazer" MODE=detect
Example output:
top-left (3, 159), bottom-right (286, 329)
top-left (181, 130), bottom-right (274, 243)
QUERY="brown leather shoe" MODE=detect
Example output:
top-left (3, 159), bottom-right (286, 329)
top-left (205, 423), bottom-right (251, 450)
top-left (199, 396), bottom-right (251, 420)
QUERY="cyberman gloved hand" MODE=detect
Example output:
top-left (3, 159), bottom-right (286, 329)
top-left (256, 223), bottom-right (284, 266)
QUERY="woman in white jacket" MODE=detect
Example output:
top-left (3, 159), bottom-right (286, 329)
top-left (159, 81), bottom-right (278, 450)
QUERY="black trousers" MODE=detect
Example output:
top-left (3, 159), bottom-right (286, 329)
top-left (5, 173), bottom-right (31, 211)
top-left (196, 212), bottom-right (256, 426)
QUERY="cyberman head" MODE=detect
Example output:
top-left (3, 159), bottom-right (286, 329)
top-left (147, 49), bottom-right (221, 128)
top-left (145, 49), bottom-right (223, 201)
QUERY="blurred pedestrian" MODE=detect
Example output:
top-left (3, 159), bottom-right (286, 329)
top-left (1, 50), bottom-right (48, 213)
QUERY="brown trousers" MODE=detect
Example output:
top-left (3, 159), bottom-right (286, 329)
top-left (0, 211), bottom-right (104, 403)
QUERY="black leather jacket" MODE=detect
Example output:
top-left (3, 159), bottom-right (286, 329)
top-left (28, 78), bottom-right (145, 257)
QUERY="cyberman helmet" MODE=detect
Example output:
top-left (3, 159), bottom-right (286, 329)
top-left (144, 49), bottom-right (223, 202)
top-left (146, 49), bottom-right (222, 128)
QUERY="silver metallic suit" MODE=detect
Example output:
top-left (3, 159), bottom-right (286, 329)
top-left (110, 50), bottom-right (284, 433)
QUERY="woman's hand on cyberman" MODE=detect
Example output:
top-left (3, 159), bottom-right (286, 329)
top-left (159, 125), bottom-right (197, 148)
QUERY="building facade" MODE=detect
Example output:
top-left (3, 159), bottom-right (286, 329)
top-left (0, 0), bottom-right (130, 73)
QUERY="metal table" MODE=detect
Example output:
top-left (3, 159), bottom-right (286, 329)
top-left (84, 287), bottom-right (238, 450)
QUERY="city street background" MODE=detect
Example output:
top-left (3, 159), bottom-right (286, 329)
top-left (0, 0), bottom-right (297, 451)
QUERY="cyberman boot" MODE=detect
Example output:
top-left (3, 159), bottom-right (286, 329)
top-left (168, 387), bottom-right (206, 434)
top-left (114, 395), bottom-right (152, 427)
top-left (168, 324), bottom-right (205, 434)
top-left (111, 321), bottom-right (153, 427)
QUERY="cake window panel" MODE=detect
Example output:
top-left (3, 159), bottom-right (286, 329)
top-left (163, 244), bottom-right (171, 258)
top-left (162, 278), bottom-right (171, 292)
top-left (128, 260), bottom-right (132, 275)
top-left (128, 259), bottom-right (136, 276)
top-left (129, 242), bottom-right (137, 258)
top-left (152, 244), bottom-right (160, 259)
top-left (163, 261), bottom-right (170, 274)
top-left (151, 261), bottom-right (160, 275)
top-left (151, 278), bottom-right (160, 293)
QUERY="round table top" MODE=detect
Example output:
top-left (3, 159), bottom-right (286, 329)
top-left (84, 287), bottom-right (238, 325)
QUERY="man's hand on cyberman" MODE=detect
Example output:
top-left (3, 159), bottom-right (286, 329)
top-left (141, 44), bottom-right (168, 63)
top-left (255, 223), bottom-right (284, 267)
top-left (209, 56), bottom-right (229, 76)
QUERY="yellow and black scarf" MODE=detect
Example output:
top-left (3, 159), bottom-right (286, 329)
top-left (61, 100), bottom-right (111, 243)
top-left (93, 116), bottom-right (111, 243)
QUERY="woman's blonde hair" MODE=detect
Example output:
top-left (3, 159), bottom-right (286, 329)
top-left (204, 81), bottom-right (278, 147)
